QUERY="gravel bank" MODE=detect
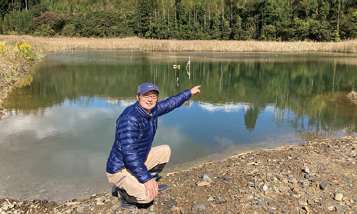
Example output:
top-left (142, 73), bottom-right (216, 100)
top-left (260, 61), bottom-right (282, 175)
top-left (1, 136), bottom-right (356, 213)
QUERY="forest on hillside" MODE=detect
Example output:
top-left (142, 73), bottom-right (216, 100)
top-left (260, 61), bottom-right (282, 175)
top-left (0, 0), bottom-right (357, 41)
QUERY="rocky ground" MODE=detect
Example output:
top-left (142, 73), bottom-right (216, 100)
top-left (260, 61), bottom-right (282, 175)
top-left (1, 136), bottom-right (357, 214)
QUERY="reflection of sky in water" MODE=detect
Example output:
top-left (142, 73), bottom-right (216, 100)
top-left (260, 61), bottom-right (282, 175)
top-left (0, 96), bottom-right (304, 203)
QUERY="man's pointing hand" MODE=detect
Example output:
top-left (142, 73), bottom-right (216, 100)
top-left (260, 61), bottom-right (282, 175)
top-left (191, 86), bottom-right (201, 95)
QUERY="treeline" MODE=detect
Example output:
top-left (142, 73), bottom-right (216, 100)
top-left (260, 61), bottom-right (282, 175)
top-left (1, 0), bottom-right (357, 41)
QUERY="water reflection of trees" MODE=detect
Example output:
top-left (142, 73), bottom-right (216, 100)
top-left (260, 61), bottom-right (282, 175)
top-left (3, 56), bottom-right (357, 139)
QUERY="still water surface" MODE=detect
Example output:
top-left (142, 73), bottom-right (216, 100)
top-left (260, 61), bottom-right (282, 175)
top-left (1, 51), bottom-right (357, 203)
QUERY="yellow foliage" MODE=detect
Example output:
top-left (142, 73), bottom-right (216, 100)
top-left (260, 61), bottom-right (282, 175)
top-left (0, 42), bottom-right (7, 53)
top-left (16, 42), bottom-right (32, 60)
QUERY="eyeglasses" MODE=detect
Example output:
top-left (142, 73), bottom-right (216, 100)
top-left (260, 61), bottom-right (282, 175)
top-left (141, 94), bottom-right (158, 99)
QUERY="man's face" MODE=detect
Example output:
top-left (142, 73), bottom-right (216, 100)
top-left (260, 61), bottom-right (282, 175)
top-left (136, 90), bottom-right (158, 114)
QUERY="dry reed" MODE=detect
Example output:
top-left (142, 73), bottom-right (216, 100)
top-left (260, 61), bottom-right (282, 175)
top-left (1, 35), bottom-right (357, 53)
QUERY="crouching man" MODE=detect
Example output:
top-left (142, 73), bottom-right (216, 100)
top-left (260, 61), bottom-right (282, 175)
top-left (106, 82), bottom-right (201, 210)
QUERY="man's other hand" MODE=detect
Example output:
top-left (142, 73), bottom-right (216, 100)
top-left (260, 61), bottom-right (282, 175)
top-left (191, 85), bottom-right (201, 95)
top-left (144, 179), bottom-right (158, 199)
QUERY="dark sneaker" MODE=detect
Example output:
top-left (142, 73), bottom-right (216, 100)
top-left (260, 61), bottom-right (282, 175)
top-left (158, 184), bottom-right (167, 192)
top-left (120, 199), bottom-right (137, 211)
top-left (149, 163), bottom-right (168, 192)
top-left (117, 188), bottom-right (138, 211)
top-left (112, 185), bottom-right (119, 197)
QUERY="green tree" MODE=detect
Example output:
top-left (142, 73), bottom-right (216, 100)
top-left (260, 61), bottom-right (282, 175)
top-left (211, 13), bottom-right (221, 39)
top-left (0, 0), bottom-right (9, 18)
top-left (221, 20), bottom-right (231, 40)
top-left (348, 11), bottom-right (357, 38)
top-left (292, 17), bottom-right (309, 41)
top-left (30, 3), bottom-right (48, 18)
top-left (136, 0), bottom-right (153, 37)
top-left (264, 24), bottom-right (276, 41)
top-left (231, 13), bottom-right (242, 40)
top-left (240, 17), bottom-right (256, 40)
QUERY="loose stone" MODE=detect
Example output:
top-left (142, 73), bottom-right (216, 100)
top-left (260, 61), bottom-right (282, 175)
top-left (298, 201), bottom-right (308, 206)
top-left (334, 193), bottom-right (343, 201)
top-left (192, 201), bottom-right (206, 211)
top-left (302, 206), bottom-right (310, 212)
top-left (319, 183), bottom-right (327, 190)
top-left (165, 199), bottom-right (177, 208)
top-left (215, 200), bottom-right (226, 204)
top-left (289, 178), bottom-right (298, 184)
top-left (202, 174), bottom-right (212, 183)
top-left (76, 206), bottom-right (89, 213)
top-left (196, 180), bottom-right (210, 186)
top-left (302, 167), bottom-right (310, 174)
top-left (257, 198), bottom-right (265, 205)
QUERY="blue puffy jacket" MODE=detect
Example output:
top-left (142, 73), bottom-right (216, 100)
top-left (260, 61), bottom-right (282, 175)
top-left (106, 89), bottom-right (192, 183)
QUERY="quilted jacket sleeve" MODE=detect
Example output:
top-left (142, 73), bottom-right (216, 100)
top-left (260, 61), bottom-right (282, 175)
top-left (157, 89), bottom-right (192, 116)
top-left (119, 116), bottom-right (152, 183)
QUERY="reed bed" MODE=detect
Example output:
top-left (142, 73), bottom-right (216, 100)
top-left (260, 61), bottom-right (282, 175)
top-left (1, 35), bottom-right (357, 53)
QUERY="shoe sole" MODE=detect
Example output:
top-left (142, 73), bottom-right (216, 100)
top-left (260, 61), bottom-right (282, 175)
top-left (121, 206), bottom-right (137, 211)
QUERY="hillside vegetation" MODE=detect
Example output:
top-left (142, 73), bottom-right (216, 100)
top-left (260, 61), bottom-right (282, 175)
top-left (0, 0), bottom-right (357, 42)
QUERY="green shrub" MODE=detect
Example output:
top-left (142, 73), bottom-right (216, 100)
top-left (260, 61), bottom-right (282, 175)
top-left (33, 11), bottom-right (63, 33)
top-left (293, 17), bottom-right (310, 41)
top-left (32, 31), bottom-right (41, 37)
top-left (34, 24), bottom-right (55, 37)
top-left (264, 25), bottom-right (276, 41)
top-left (2, 10), bottom-right (34, 34)
top-left (61, 24), bottom-right (77, 37)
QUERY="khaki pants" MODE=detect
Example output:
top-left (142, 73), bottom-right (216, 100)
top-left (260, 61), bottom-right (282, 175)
top-left (107, 145), bottom-right (171, 203)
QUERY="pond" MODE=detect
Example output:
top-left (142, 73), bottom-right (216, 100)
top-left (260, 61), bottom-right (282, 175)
top-left (1, 51), bottom-right (357, 203)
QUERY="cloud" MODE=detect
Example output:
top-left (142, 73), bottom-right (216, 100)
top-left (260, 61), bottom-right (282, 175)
top-left (213, 135), bottom-right (235, 147)
top-left (198, 101), bottom-right (249, 112)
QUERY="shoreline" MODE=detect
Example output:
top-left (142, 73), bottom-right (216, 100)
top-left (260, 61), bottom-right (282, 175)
top-left (1, 136), bottom-right (356, 213)
top-left (0, 57), bottom-right (42, 116)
